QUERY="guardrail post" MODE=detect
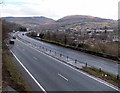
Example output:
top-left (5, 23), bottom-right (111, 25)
top-left (50, 50), bottom-right (51, 53)
top-left (55, 52), bottom-right (56, 55)
top-left (85, 63), bottom-right (87, 67)
top-left (99, 68), bottom-right (101, 72)
top-left (117, 74), bottom-right (119, 80)
top-left (67, 56), bottom-right (68, 61)
top-left (60, 54), bottom-right (62, 57)
top-left (75, 59), bottom-right (77, 63)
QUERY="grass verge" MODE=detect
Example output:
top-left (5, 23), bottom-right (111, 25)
top-left (40, 39), bottom-right (66, 47)
top-left (2, 43), bottom-right (33, 92)
top-left (82, 67), bottom-right (120, 88)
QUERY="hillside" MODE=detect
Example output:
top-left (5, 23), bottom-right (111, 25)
top-left (56, 15), bottom-right (117, 29)
top-left (57, 15), bottom-right (115, 23)
top-left (4, 15), bottom-right (117, 30)
top-left (4, 16), bottom-right (55, 27)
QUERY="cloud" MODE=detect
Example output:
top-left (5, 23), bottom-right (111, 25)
top-left (4, 0), bottom-right (44, 5)
top-left (1, 0), bottom-right (119, 20)
top-left (119, 1), bottom-right (120, 19)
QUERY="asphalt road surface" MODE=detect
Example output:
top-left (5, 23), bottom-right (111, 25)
top-left (10, 32), bottom-right (119, 91)
top-left (16, 32), bottom-right (119, 76)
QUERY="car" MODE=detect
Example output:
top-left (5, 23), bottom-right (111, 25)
top-left (13, 37), bottom-right (16, 39)
top-left (9, 39), bottom-right (15, 44)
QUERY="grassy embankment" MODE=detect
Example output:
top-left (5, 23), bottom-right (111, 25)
top-left (2, 43), bottom-right (33, 92)
top-left (82, 67), bottom-right (120, 88)
top-left (40, 39), bottom-right (66, 47)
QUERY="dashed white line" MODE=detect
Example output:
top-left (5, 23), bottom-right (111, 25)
top-left (58, 73), bottom-right (68, 81)
top-left (10, 50), bottom-right (47, 93)
top-left (33, 57), bottom-right (38, 60)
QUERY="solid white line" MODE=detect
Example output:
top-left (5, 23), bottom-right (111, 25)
top-left (10, 50), bottom-right (47, 93)
top-left (58, 73), bottom-right (68, 81)
top-left (17, 37), bottom-right (120, 91)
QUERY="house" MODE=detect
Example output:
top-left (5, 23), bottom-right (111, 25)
top-left (113, 35), bottom-right (120, 42)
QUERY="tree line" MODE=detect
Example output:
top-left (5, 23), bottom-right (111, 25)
top-left (1, 19), bottom-right (27, 40)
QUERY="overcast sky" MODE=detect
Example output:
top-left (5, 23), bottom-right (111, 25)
top-left (1, 0), bottom-right (119, 20)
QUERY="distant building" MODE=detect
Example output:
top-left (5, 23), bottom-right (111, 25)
top-left (113, 35), bottom-right (120, 42)
top-left (26, 28), bottom-right (30, 31)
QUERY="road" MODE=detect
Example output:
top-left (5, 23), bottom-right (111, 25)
top-left (10, 32), bottom-right (119, 91)
top-left (16, 32), bottom-right (119, 76)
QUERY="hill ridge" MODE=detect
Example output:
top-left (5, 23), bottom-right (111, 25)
top-left (4, 15), bottom-right (117, 30)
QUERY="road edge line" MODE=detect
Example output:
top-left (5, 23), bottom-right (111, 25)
top-left (9, 50), bottom-right (47, 93)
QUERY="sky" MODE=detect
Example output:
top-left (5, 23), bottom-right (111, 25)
top-left (0, 0), bottom-right (119, 20)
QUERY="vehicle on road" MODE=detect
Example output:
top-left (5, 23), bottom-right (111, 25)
top-left (9, 39), bottom-right (15, 44)
top-left (13, 36), bottom-right (16, 39)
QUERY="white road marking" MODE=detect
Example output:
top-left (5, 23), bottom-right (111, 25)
top-left (10, 50), bottom-right (47, 93)
top-left (33, 57), bottom-right (38, 60)
top-left (16, 38), bottom-right (120, 91)
top-left (58, 73), bottom-right (68, 81)
top-left (6, 44), bottom-right (9, 46)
